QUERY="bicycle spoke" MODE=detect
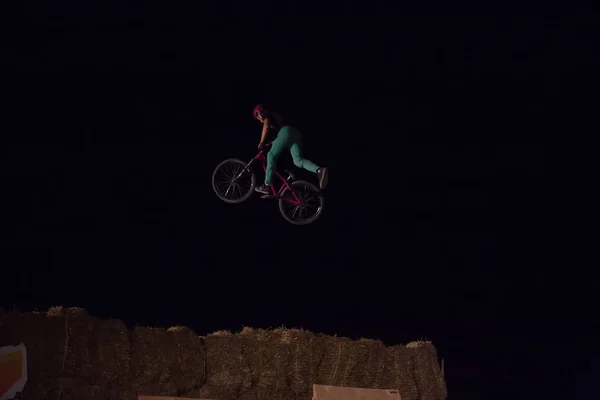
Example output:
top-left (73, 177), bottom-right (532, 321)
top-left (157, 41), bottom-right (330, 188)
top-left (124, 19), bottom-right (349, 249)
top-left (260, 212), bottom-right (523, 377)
top-left (224, 182), bottom-right (234, 197)
top-left (291, 205), bottom-right (300, 219)
top-left (233, 182), bottom-right (243, 199)
top-left (213, 160), bottom-right (254, 202)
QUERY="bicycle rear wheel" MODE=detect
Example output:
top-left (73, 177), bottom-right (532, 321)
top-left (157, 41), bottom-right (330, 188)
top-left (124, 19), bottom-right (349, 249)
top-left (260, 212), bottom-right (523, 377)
top-left (212, 158), bottom-right (256, 204)
top-left (279, 180), bottom-right (324, 225)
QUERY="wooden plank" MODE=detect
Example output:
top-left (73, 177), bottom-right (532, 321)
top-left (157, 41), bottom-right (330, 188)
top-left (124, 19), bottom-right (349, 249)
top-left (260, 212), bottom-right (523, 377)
top-left (313, 384), bottom-right (402, 400)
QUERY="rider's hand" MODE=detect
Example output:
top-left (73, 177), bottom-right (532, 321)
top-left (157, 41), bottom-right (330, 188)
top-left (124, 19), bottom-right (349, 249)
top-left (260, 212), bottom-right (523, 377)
top-left (258, 142), bottom-right (265, 150)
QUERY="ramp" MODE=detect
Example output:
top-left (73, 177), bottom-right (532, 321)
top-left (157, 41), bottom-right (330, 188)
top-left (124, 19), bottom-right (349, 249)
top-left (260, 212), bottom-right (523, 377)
top-left (0, 343), bottom-right (28, 400)
top-left (313, 384), bottom-right (402, 400)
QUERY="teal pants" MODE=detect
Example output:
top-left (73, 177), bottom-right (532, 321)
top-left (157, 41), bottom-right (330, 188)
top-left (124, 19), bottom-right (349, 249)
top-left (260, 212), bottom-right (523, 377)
top-left (265, 126), bottom-right (320, 185)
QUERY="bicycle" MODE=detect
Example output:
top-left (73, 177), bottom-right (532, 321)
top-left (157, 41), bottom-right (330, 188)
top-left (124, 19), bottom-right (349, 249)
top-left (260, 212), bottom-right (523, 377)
top-left (212, 142), bottom-right (325, 225)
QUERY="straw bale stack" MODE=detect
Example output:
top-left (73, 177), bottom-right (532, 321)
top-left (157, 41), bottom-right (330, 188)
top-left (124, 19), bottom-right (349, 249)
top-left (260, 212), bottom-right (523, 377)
top-left (199, 330), bottom-right (252, 400)
top-left (130, 325), bottom-right (205, 398)
top-left (406, 341), bottom-right (446, 400)
top-left (1, 307), bottom-right (447, 400)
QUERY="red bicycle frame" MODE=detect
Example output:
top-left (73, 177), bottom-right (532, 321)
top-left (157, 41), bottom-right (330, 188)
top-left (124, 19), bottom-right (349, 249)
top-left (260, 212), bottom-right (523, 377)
top-left (244, 143), bottom-right (302, 205)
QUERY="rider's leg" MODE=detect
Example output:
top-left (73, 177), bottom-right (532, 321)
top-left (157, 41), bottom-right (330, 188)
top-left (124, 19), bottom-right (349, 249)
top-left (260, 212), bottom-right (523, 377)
top-left (254, 130), bottom-right (288, 195)
top-left (289, 142), bottom-right (319, 172)
top-left (288, 128), bottom-right (329, 190)
top-left (288, 127), bottom-right (319, 172)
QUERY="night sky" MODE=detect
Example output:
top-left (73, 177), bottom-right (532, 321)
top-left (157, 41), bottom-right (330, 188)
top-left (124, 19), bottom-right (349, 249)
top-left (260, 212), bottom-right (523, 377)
top-left (1, 3), bottom-right (596, 400)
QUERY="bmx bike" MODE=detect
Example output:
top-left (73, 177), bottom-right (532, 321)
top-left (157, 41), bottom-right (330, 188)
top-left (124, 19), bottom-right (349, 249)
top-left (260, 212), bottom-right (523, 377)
top-left (212, 142), bottom-right (325, 225)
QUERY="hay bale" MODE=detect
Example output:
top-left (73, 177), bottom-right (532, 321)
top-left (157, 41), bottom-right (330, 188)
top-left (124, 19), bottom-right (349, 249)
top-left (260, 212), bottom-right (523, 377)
top-left (130, 325), bottom-right (205, 398)
top-left (341, 338), bottom-right (388, 388)
top-left (406, 341), bottom-right (447, 400)
top-left (281, 328), bottom-right (313, 397)
top-left (377, 345), bottom-right (398, 389)
top-left (324, 336), bottom-right (361, 387)
top-left (96, 317), bottom-right (133, 398)
top-left (366, 340), bottom-right (388, 389)
top-left (50, 307), bottom-right (131, 399)
top-left (285, 333), bottom-right (393, 392)
top-left (200, 330), bottom-right (251, 400)
top-left (312, 334), bottom-right (355, 387)
top-left (308, 336), bottom-right (389, 390)
top-left (236, 328), bottom-right (294, 400)
top-left (391, 345), bottom-right (419, 400)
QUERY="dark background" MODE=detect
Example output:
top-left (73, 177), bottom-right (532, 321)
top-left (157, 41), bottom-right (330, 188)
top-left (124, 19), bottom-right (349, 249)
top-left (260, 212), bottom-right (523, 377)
top-left (0, 3), bottom-right (596, 400)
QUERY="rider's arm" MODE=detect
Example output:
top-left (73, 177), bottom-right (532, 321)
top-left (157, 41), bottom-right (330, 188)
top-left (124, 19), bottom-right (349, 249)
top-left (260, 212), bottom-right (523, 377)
top-left (259, 118), bottom-right (271, 144)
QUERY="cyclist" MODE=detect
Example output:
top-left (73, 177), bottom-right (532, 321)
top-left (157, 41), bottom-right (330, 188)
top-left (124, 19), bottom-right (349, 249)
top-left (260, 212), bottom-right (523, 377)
top-left (252, 104), bottom-right (329, 194)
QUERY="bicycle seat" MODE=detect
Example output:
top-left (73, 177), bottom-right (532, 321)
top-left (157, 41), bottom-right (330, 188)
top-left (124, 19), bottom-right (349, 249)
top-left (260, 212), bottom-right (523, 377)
top-left (284, 169), bottom-right (297, 180)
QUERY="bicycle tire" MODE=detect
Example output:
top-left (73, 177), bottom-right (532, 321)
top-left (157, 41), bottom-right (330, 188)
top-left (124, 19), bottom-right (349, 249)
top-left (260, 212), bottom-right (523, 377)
top-left (212, 158), bottom-right (256, 204)
top-left (278, 180), bottom-right (324, 225)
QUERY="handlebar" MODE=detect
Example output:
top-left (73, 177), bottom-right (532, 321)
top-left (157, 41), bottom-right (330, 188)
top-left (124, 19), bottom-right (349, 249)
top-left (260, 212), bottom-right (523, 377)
top-left (258, 141), bottom-right (273, 152)
top-left (253, 141), bottom-right (273, 160)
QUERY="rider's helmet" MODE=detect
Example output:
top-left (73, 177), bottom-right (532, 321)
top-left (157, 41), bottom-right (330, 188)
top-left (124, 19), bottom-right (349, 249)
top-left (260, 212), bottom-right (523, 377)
top-left (253, 104), bottom-right (269, 120)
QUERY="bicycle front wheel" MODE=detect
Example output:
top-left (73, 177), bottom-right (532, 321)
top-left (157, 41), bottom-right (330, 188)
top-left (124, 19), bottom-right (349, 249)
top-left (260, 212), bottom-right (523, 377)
top-left (212, 158), bottom-right (256, 204)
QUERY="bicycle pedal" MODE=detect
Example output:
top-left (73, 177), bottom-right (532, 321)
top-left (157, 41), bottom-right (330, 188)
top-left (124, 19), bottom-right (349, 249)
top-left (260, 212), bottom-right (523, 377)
top-left (260, 195), bottom-right (276, 199)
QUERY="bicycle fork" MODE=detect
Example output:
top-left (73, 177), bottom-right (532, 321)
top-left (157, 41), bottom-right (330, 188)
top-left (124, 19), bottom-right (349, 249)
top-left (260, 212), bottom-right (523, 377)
top-left (235, 159), bottom-right (256, 181)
